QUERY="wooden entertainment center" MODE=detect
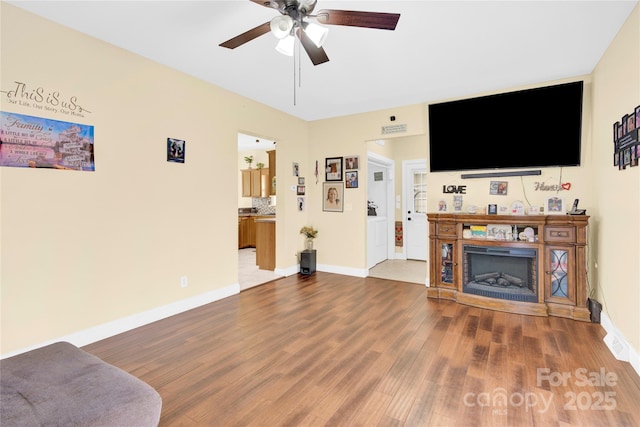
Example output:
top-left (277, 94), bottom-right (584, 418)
top-left (427, 213), bottom-right (591, 321)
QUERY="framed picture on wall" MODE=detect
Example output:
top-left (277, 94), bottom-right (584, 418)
top-left (489, 181), bottom-right (508, 195)
top-left (322, 182), bottom-right (344, 212)
top-left (167, 138), bottom-right (185, 163)
top-left (346, 171), bottom-right (358, 188)
top-left (344, 156), bottom-right (359, 170)
top-left (325, 157), bottom-right (343, 181)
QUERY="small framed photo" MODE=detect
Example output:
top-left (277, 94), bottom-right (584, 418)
top-left (297, 185), bottom-right (305, 195)
top-left (498, 205), bottom-right (509, 214)
top-left (487, 204), bottom-right (497, 215)
top-left (293, 162), bottom-right (300, 176)
top-left (546, 196), bottom-right (564, 214)
top-left (297, 196), bottom-right (305, 212)
top-left (344, 156), bottom-right (359, 170)
top-left (635, 105), bottom-right (640, 130)
top-left (623, 148), bottom-right (631, 166)
top-left (489, 181), bottom-right (508, 195)
top-left (325, 157), bottom-right (343, 181)
top-left (346, 171), bottom-right (358, 188)
top-left (298, 177), bottom-right (305, 185)
top-left (167, 138), bottom-right (185, 163)
top-left (528, 206), bottom-right (541, 215)
top-left (323, 182), bottom-right (344, 212)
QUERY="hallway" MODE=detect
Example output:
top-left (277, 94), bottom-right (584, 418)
top-left (368, 259), bottom-right (427, 285)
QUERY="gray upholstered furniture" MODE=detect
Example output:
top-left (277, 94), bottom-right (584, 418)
top-left (1, 341), bottom-right (162, 426)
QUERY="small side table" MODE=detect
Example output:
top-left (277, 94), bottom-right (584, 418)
top-left (300, 249), bottom-right (316, 275)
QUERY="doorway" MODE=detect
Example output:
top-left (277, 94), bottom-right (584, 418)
top-left (237, 132), bottom-right (280, 291)
top-left (366, 152), bottom-right (395, 269)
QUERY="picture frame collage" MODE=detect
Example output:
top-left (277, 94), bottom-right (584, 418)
top-left (322, 155), bottom-right (359, 212)
top-left (613, 105), bottom-right (640, 170)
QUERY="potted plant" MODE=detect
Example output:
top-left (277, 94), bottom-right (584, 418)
top-left (244, 155), bottom-right (254, 168)
top-left (300, 226), bottom-right (318, 250)
top-left (256, 162), bottom-right (265, 169)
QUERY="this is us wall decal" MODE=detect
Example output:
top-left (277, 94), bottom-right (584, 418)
top-left (1, 81), bottom-right (92, 118)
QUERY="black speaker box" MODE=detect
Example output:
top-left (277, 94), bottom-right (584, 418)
top-left (300, 250), bottom-right (316, 275)
top-left (588, 298), bottom-right (602, 324)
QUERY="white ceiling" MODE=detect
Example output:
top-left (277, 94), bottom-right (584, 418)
top-left (7, 0), bottom-right (638, 124)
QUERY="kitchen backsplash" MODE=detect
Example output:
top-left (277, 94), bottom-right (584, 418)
top-left (253, 197), bottom-right (276, 215)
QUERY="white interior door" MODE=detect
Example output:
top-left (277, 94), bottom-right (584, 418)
top-left (403, 160), bottom-right (427, 261)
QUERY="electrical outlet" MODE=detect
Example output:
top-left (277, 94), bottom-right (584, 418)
top-left (180, 276), bottom-right (188, 288)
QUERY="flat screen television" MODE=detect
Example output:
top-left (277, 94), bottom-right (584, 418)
top-left (428, 81), bottom-right (583, 172)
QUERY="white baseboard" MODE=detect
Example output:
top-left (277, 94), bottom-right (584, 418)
top-left (318, 263), bottom-right (368, 278)
top-left (1, 283), bottom-right (239, 359)
top-left (601, 312), bottom-right (640, 377)
top-left (276, 265), bottom-right (299, 277)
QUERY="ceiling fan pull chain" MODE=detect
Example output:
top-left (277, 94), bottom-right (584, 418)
top-left (293, 36), bottom-right (297, 106)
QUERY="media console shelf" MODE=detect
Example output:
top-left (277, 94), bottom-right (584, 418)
top-left (427, 213), bottom-right (590, 321)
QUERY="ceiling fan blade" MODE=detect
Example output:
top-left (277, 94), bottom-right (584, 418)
top-left (297, 28), bottom-right (329, 66)
top-left (316, 9), bottom-right (400, 30)
top-left (219, 22), bottom-right (271, 49)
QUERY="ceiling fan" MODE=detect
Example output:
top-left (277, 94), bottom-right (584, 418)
top-left (219, 0), bottom-right (400, 65)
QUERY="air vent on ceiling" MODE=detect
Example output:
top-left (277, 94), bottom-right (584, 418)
top-left (381, 124), bottom-right (407, 135)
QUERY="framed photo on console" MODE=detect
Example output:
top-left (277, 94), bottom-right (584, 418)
top-left (546, 196), bottom-right (564, 214)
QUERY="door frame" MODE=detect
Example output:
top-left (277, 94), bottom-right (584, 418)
top-left (367, 152), bottom-right (395, 263)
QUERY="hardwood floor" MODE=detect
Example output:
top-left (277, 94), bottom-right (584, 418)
top-left (83, 273), bottom-right (640, 426)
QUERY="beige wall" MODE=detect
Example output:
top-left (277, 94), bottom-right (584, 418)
top-left (1, 2), bottom-right (638, 365)
top-left (591, 4), bottom-right (639, 354)
top-left (306, 105), bottom-right (427, 271)
top-left (0, 4), bottom-right (308, 354)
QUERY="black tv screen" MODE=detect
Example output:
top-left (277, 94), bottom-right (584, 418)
top-left (428, 81), bottom-right (583, 172)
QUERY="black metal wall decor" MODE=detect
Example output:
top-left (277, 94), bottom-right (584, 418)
top-left (613, 105), bottom-right (639, 170)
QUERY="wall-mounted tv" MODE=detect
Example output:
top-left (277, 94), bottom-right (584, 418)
top-left (428, 81), bottom-right (583, 173)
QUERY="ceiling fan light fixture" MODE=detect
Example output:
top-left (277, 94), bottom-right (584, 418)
top-left (275, 35), bottom-right (295, 56)
top-left (299, 0), bottom-right (317, 13)
top-left (270, 15), bottom-right (294, 39)
top-left (303, 22), bottom-right (328, 48)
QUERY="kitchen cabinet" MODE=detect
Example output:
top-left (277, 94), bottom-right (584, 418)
top-left (241, 168), bottom-right (270, 198)
top-left (255, 218), bottom-right (275, 271)
top-left (238, 216), bottom-right (256, 249)
top-left (238, 215), bottom-right (275, 249)
top-left (267, 150), bottom-right (276, 195)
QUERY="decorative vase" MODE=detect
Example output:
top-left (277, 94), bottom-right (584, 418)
top-left (306, 238), bottom-right (314, 250)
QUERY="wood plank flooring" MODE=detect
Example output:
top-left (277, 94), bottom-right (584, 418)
top-left (83, 272), bottom-right (640, 426)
